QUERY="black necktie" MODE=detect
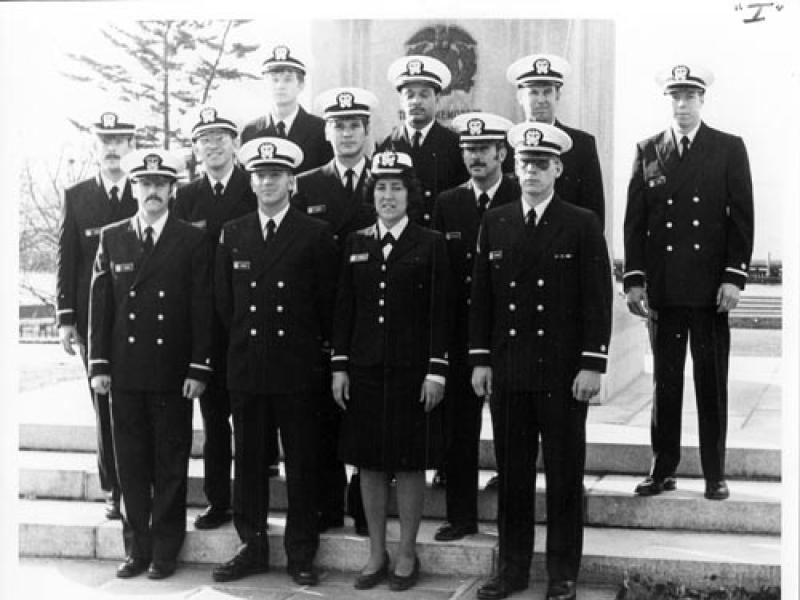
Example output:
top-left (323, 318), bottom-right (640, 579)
top-left (478, 192), bottom-right (490, 215)
top-left (264, 219), bottom-right (276, 245)
top-left (680, 135), bottom-right (690, 160)
top-left (526, 209), bottom-right (537, 229)
top-left (381, 232), bottom-right (395, 247)
top-left (412, 130), bottom-right (422, 151)
top-left (142, 226), bottom-right (154, 254)
top-left (344, 169), bottom-right (355, 196)
top-left (276, 121), bottom-right (287, 138)
top-left (214, 182), bottom-right (224, 197)
top-left (109, 186), bottom-right (119, 203)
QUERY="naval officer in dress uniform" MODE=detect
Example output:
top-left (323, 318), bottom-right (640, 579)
top-left (173, 105), bottom-right (258, 530)
top-left (57, 109), bottom-right (138, 520)
top-left (331, 150), bottom-right (449, 591)
top-left (623, 63), bottom-right (754, 501)
top-left (506, 53), bottom-right (605, 224)
top-left (470, 123), bottom-right (612, 600)
top-left (241, 45), bottom-right (333, 174)
top-left (88, 149), bottom-right (214, 580)
top-left (212, 137), bottom-right (338, 586)
top-left (376, 55), bottom-right (469, 227)
top-left (431, 112), bottom-right (518, 542)
top-left (292, 86), bottom-right (379, 535)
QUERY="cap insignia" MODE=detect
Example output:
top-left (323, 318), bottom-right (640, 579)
top-left (534, 58), bottom-right (551, 75)
top-left (407, 59), bottom-right (423, 76)
top-left (672, 65), bottom-right (690, 81)
top-left (258, 142), bottom-right (277, 160)
top-left (524, 128), bottom-right (543, 147)
top-left (200, 107), bottom-right (217, 124)
top-left (377, 151), bottom-right (398, 168)
top-left (273, 45), bottom-right (290, 61)
top-left (144, 154), bottom-right (163, 171)
top-left (467, 118), bottom-right (485, 136)
top-left (101, 112), bottom-right (118, 129)
top-left (337, 92), bottom-right (354, 109)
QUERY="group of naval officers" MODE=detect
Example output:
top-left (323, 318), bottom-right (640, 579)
top-left (56, 42), bottom-right (753, 600)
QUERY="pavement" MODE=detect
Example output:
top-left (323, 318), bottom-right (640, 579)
top-left (14, 558), bottom-right (621, 600)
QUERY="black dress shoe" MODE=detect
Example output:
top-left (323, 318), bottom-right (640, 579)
top-left (212, 544), bottom-right (269, 582)
top-left (287, 563), bottom-right (318, 586)
top-left (547, 579), bottom-right (577, 600)
top-left (484, 474), bottom-right (500, 491)
top-left (704, 480), bottom-right (730, 500)
top-left (116, 557), bottom-right (149, 578)
top-left (147, 561), bottom-right (176, 580)
top-left (388, 555), bottom-right (420, 591)
top-left (104, 491), bottom-right (122, 520)
top-left (194, 505), bottom-right (233, 530)
top-left (434, 522), bottom-right (478, 541)
top-left (476, 574), bottom-right (528, 599)
top-left (318, 514), bottom-right (345, 532)
top-left (354, 551), bottom-right (390, 590)
top-left (634, 475), bottom-right (677, 496)
top-left (432, 469), bottom-right (447, 488)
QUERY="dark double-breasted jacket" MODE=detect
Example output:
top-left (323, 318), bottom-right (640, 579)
top-left (376, 122), bottom-right (469, 226)
top-left (292, 159), bottom-right (375, 248)
top-left (173, 167), bottom-right (258, 382)
top-left (241, 106), bottom-right (333, 175)
top-left (173, 166), bottom-right (257, 242)
top-left (623, 121), bottom-right (754, 308)
top-left (468, 196), bottom-right (612, 392)
top-left (88, 214), bottom-right (214, 392)
top-left (554, 120), bottom-right (606, 225)
top-left (432, 176), bottom-right (519, 364)
top-left (331, 221), bottom-right (449, 378)
top-left (57, 175), bottom-right (137, 340)
top-left (215, 208), bottom-right (338, 395)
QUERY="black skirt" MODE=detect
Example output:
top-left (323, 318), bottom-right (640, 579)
top-left (338, 365), bottom-right (444, 471)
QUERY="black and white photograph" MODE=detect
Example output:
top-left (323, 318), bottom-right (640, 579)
top-left (1, 1), bottom-right (797, 598)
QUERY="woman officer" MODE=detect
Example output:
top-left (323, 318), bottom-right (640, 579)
top-left (331, 150), bottom-right (449, 591)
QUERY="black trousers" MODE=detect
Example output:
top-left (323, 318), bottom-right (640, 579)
top-left (78, 343), bottom-right (118, 494)
top-left (650, 306), bottom-right (730, 482)
top-left (490, 388), bottom-right (587, 583)
top-left (316, 387), bottom-right (346, 521)
top-left (442, 361), bottom-right (484, 527)
top-left (111, 390), bottom-right (193, 563)
top-left (230, 391), bottom-right (319, 567)
top-left (198, 379), bottom-right (232, 509)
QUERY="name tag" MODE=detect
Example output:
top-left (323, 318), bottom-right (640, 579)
top-left (191, 220), bottom-right (207, 229)
top-left (307, 204), bottom-right (327, 215)
top-left (554, 252), bottom-right (575, 260)
top-left (445, 231), bottom-right (462, 240)
top-left (647, 175), bottom-right (666, 188)
top-left (489, 250), bottom-right (503, 261)
top-left (113, 262), bottom-right (135, 273)
top-left (233, 261), bottom-right (251, 271)
top-left (349, 253), bottom-right (369, 263)
top-left (85, 227), bottom-right (102, 237)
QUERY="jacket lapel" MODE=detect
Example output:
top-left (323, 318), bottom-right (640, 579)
top-left (133, 214), bottom-right (181, 287)
top-left (255, 207), bottom-right (301, 276)
top-left (662, 122), bottom-right (707, 195)
top-left (386, 221), bottom-right (419, 264)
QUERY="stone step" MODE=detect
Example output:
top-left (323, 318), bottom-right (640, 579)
top-left (19, 450), bottom-right (781, 534)
top-left (18, 499), bottom-right (780, 588)
top-left (19, 421), bottom-right (781, 480)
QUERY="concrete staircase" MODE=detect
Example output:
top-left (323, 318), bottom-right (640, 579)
top-left (18, 376), bottom-right (782, 590)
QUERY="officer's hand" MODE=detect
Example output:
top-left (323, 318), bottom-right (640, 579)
top-left (625, 286), bottom-right (649, 318)
top-left (90, 375), bottom-right (111, 395)
top-left (332, 371), bottom-right (350, 410)
top-left (183, 378), bottom-right (206, 399)
top-left (572, 369), bottom-right (601, 403)
top-left (420, 379), bottom-right (445, 413)
top-left (716, 283), bottom-right (741, 313)
top-left (59, 325), bottom-right (79, 356)
top-left (471, 366), bottom-right (493, 398)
